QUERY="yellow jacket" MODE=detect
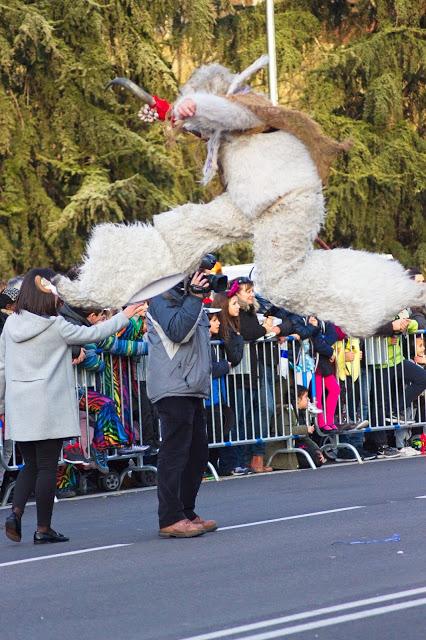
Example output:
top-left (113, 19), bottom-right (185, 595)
top-left (335, 338), bottom-right (362, 381)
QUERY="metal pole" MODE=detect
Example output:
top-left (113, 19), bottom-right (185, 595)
top-left (266, 0), bottom-right (278, 105)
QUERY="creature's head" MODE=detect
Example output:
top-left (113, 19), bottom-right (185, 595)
top-left (180, 63), bottom-right (235, 96)
top-left (107, 56), bottom-right (269, 183)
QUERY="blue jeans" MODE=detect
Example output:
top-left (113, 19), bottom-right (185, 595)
top-left (219, 370), bottom-right (274, 470)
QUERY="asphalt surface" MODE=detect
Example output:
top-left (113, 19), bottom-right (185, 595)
top-left (1, 458), bottom-right (426, 640)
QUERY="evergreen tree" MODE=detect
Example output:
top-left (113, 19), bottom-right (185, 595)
top-left (0, 0), bottom-right (222, 276)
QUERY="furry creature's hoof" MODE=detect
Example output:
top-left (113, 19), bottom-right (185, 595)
top-left (126, 274), bottom-right (185, 303)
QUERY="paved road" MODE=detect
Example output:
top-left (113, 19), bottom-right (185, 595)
top-left (1, 458), bottom-right (426, 640)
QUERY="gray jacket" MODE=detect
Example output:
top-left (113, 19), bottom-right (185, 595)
top-left (0, 310), bottom-right (129, 442)
top-left (146, 288), bottom-right (211, 403)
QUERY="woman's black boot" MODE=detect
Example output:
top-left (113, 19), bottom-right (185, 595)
top-left (5, 511), bottom-right (22, 542)
top-left (34, 529), bottom-right (69, 544)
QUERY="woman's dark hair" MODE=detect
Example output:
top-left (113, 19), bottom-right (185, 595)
top-left (15, 268), bottom-right (59, 317)
top-left (212, 292), bottom-right (240, 340)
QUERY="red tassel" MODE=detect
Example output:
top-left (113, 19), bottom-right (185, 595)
top-left (153, 96), bottom-right (172, 121)
top-left (420, 434), bottom-right (426, 455)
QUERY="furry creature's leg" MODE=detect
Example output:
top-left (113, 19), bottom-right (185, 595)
top-left (253, 188), bottom-right (425, 337)
top-left (55, 193), bottom-right (250, 308)
top-left (253, 186), bottom-right (325, 301)
top-left (152, 193), bottom-right (250, 275)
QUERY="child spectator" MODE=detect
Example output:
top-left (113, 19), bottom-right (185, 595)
top-left (310, 317), bottom-right (340, 432)
top-left (268, 385), bottom-right (325, 469)
top-left (205, 305), bottom-right (236, 473)
top-left (293, 386), bottom-right (326, 467)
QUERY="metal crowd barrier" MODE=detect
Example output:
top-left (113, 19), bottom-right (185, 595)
top-left (1, 330), bottom-right (425, 503)
top-left (202, 330), bottom-right (426, 470)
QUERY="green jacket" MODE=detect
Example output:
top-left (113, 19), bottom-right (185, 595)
top-left (375, 319), bottom-right (418, 368)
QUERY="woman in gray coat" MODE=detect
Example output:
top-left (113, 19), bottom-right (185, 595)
top-left (0, 268), bottom-right (144, 544)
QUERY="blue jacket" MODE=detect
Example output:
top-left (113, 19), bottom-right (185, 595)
top-left (206, 344), bottom-right (229, 407)
top-left (312, 321), bottom-right (338, 358)
top-left (146, 288), bottom-right (212, 403)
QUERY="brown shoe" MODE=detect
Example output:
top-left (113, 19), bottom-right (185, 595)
top-left (159, 518), bottom-right (205, 538)
top-left (250, 455), bottom-right (273, 473)
top-left (191, 516), bottom-right (218, 533)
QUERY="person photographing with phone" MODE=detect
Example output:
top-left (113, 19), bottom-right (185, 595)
top-left (146, 258), bottom-right (226, 538)
top-left (0, 268), bottom-right (145, 544)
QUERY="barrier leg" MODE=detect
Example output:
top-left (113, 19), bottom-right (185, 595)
top-left (1, 480), bottom-right (15, 507)
top-left (267, 447), bottom-right (317, 470)
top-left (119, 457), bottom-right (158, 489)
top-left (207, 462), bottom-right (220, 482)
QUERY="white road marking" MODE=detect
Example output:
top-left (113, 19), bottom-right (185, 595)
top-left (218, 505), bottom-right (364, 531)
top-left (178, 586), bottom-right (426, 640)
top-left (415, 495), bottom-right (426, 499)
top-left (234, 598), bottom-right (426, 639)
top-left (0, 543), bottom-right (132, 568)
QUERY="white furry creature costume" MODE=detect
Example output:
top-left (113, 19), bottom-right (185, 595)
top-left (55, 57), bottom-right (425, 337)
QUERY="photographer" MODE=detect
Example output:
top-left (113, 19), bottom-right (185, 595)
top-left (146, 260), bottom-right (225, 538)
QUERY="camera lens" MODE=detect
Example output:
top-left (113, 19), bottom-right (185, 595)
top-left (207, 274), bottom-right (228, 292)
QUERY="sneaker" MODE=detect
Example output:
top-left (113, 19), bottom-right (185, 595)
top-left (117, 444), bottom-right (150, 455)
top-left (91, 447), bottom-right (109, 474)
top-left (377, 446), bottom-right (400, 458)
top-left (335, 447), bottom-right (377, 462)
top-left (354, 419), bottom-right (369, 430)
top-left (56, 487), bottom-right (77, 499)
top-left (385, 414), bottom-right (415, 426)
top-left (231, 466), bottom-right (250, 476)
top-left (335, 422), bottom-right (357, 432)
top-left (63, 443), bottom-right (91, 465)
top-left (319, 425), bottom-right (339, 433)
top-left (358, 448), bottom-right (377, 461)
top-left (398, 446), bottom-right (421, 457)
top-left (308, 402), bottom-right (322, 415)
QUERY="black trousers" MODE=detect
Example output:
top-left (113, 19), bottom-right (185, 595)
top-left (155, 396), bottom-right (208, 529)
top-left (13, 439), bottom-right (63, 527)
top-left (139, 382), bottom-right (160, 448)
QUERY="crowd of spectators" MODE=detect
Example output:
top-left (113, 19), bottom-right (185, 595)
top-left (0, 263), bottom-right (425, 503)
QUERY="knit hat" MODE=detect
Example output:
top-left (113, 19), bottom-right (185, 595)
top-left (2, 286), bottom-right (19, 302)
top-left (0, 286), bottom-right (20, 308)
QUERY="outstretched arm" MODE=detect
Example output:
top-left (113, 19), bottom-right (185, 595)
top-left (173, 93), bottom-right (261, 136)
